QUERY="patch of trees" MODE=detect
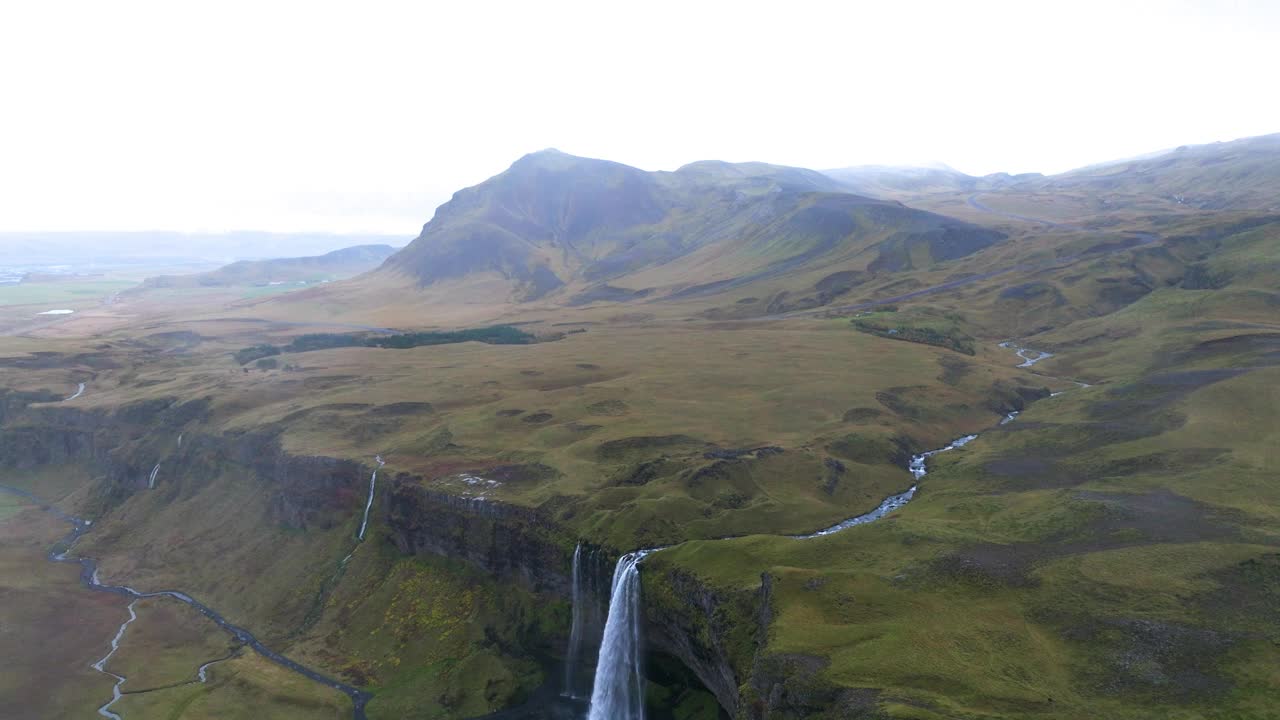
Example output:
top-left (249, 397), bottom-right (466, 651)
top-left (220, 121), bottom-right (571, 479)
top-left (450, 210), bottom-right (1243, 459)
top-left (233, 325), bottom-right (537, 364)
top-left (233, 344), bottom-right (281, 365)
top-left (851, 319), bottom-right (976, 355)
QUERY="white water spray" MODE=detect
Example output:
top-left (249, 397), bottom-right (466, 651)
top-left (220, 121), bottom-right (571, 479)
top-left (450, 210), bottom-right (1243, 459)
top-left (588, 550), bottom-right (651, 720)
top-left (357, 456), bottom-right (385, 541)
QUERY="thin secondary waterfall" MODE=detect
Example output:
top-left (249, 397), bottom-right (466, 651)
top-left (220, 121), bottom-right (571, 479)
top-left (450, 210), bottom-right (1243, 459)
top-left (588, 550), bottom-right (650, 720)
top-left (357, 455), bottom-right (384, 541)
top-left (564, 543), bottom-right (586, 697)
top-left (66, 382), bottom-right (86, 401)
top-left (148, 463), bottom-right (160, 489)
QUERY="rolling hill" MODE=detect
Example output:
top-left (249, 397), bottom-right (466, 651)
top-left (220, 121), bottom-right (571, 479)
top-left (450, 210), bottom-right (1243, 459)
top-left (137, 244), bottom-right (400, 290)
top-left (1032, 133), bottom-right (1280, 211)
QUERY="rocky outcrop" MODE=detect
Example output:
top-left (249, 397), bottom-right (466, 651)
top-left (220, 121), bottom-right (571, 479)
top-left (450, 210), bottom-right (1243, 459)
top-left (643, 562), bottom-right (767, 717)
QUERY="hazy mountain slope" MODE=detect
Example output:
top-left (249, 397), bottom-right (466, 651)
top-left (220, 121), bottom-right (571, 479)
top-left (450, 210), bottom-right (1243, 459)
top-left (823, 163), bottom-right (980, 196)
top-left (0, 232), bottom-right (405, 266)
top-left (1037, 133), bottom-right (1280, 211)
top-left (137, 244), bottom-right (399, 289)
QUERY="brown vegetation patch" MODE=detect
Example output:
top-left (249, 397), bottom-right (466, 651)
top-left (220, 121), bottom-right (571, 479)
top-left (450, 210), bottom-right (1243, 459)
top-left (586, 399), bottom-right (629, 416)
top-left (597, 435), bottom-right (704, 461)
top-left (931, 490), bottom-right (1239, 590)
top-left (301, 375), bottom-right (360, 390)
top-left (937, 355), bottom-right (973, 386)
top-left (485, 463), bottom-right (560, 484)
top-left (370, 402), bottom-right (435, 416)
top-left (842, 407), bottom-right (885, 423)
top-left (612, 458), bottom-right (669, 487)
top-left (1068, 618), bottom-right (1235, 700)
top-left (876, 386), bottom-right (928, 419)
top-left (1201, 554), bottom-right (1280, 637)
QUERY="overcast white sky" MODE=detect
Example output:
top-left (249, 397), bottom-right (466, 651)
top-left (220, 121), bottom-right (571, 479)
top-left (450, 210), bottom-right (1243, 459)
top-left (2, 0), bottom-right (1276, 234)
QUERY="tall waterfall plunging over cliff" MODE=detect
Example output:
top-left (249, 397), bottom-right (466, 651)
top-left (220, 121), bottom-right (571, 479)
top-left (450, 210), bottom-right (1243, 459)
top-left (587, 551), bottom-right (649, 720)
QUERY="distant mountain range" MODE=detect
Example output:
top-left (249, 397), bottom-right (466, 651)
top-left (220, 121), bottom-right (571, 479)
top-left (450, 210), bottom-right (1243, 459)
top-left (137, 244), bottom-right (399, 289)
top-left (0, 231), bottom-right (409, 267)
top-left (824, 133), bottom-right (1280, 211)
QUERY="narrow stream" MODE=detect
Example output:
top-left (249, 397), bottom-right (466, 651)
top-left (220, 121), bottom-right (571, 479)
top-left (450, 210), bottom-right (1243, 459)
top-left (66, 383), bottom-right (86, 402)
top-left (147, 464), bottom-right (160, 490)
top-left (91, 599), bottom-right (138, 719)
top-left (999, 340), bottom-right (1054, 368)
top-left (0, 484), bottom-right (373, 720)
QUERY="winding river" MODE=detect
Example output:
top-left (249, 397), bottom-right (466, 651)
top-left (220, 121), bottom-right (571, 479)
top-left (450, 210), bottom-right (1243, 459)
top-left (0, 484), bottom-right (373, 720)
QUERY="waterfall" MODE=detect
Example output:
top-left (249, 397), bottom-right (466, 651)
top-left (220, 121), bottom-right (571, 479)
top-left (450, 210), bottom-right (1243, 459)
top-left (588, 551), bottom-right (650, 720)
top-left (148, 463), bottom-right (160, 489)
top-left (564, 544), bottom-right (586, 697)
top-left (357, 456), bottom-right (385, 541)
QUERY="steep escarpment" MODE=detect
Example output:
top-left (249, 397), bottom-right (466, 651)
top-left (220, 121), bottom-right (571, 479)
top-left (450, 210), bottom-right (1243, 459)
top-left (643, 561), bottom-right (761, 716)
top-left (0, 394), bottom-right (373, 530)
top-left (384, 479), bottom-right (576, 597)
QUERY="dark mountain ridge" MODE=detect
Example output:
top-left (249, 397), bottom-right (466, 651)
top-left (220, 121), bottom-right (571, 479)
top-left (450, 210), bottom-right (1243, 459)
top-left (380, 150), bottom-right (1006, 304)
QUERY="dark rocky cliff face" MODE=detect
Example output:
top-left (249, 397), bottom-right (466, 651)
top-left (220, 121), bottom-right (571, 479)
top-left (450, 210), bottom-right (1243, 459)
top-left (0, 394), bottom-right (372, 530)
top-left (384, 479), bottom-right (575, 597)
top-left (645, 564), bottom-right (875, 720)
top-left (644, 564), bottom-right (754, 716)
